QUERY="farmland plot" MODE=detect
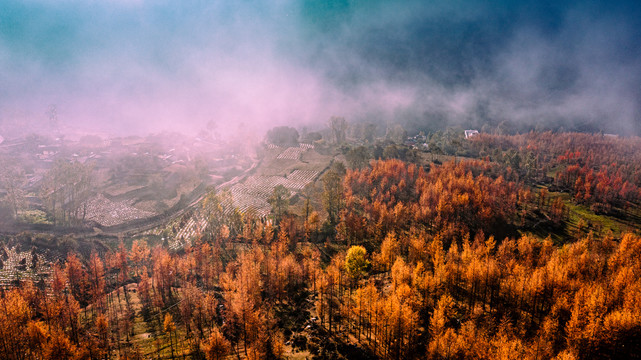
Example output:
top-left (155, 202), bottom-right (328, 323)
top-left (229, 189), bottom-right (271, 217)
top-left (242, 176), bottom-right (293, 196)
top-left (0, 246), bottom-right (51, 288)
top-left (286, 170), bottom-right (319, 189)
top-left (277, 146), bottom-right (304, 160)
top-left (85, 194), bottom-right (155, 227)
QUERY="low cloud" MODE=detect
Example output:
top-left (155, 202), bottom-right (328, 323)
top-left (0, 0), bottom-right (640, 137)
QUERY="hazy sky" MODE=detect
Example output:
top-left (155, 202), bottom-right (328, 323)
top-left (1, 0), bottom-right (640, 136)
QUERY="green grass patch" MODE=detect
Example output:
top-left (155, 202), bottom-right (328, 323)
top-left (18, 209), bottom-right (51, 224)
top-left (546, 165), bottom-right (563, 179)
top-left (551, 192), bottom-right (638, 238)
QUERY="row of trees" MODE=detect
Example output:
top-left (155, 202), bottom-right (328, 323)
top-left (40, 160), bottom-right (94, 226)
top-left (0, 157), bottom-right (26, 220)
top-left (0, 157), bottom-right (94, 226)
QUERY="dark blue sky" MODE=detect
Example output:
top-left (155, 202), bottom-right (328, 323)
top-left (1, 0), bottom-right (640, 135)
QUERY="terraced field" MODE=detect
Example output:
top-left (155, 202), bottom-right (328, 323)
top-left (229, 189), bottom-right (271, 216)
top-left (225, 145), bottom-right (326, 218)
top-left (169, 215), bottom-right (208, 250)
top-left (227, 170), bottom-right (320, 218)
top-left (286, 170), bottom-right (319, 189)
top-left (161, 144), bottom-right (331, 249)
top-left (277, 146), bottom-right (304, 160)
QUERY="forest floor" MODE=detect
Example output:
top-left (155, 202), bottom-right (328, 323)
top-left (81, 283), bottom-right (194, 359)
top-left (81, 282), bottom-right (324, 359)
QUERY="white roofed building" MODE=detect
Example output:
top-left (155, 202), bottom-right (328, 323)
top-left (465, 130), bottom-right (479, 139)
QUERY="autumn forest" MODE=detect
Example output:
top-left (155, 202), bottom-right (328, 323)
top-left (1, 131), bottom-right (641, 360)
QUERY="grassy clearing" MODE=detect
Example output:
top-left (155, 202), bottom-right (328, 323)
top-left (551, 191), bottom-right (640, 238)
